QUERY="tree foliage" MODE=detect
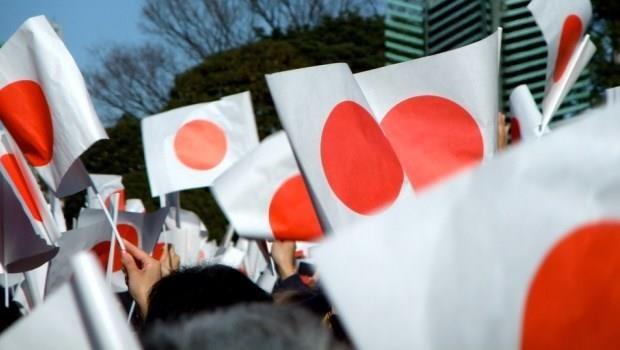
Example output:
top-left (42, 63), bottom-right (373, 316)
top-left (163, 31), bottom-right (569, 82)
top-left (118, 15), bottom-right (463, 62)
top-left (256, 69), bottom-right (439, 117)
top-left (590, 0), bottom-right (620, 100)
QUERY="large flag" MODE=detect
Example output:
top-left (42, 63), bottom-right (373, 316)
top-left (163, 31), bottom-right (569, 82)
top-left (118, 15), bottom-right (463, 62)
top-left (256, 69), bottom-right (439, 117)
top-left (0, 16), bottom-right (107, 196)
top-left (528, 0), bottom-right (595, 127)
top-left (315, 106), bottom-right (620, 349)
top-left (86, 174), bottom-right (125, 211)
top-left (212, 131), bottom-right (322, 241)
top-left (142, 91), bottom-right (259, 197)
top-left (267, 64), bottom-right (409, 232)
top-left (354, 30), bottom-right (501, 192)
top-left (3, 252), bottom-right (141, 350)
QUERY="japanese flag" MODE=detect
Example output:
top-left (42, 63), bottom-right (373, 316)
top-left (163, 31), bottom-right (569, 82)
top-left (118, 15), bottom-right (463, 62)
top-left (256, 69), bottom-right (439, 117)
top-left (528, 0), bottom-right (596, 127)
top-left (316, 106), bottom-right (620, 349)
top-left (142, 91), bottom-right (259, 197)
top-left (86, 174), bottom-right (125, 211)
top-left (0, 16), bottom-right (107, 196)
top-left (7, 252), bottom-right (141, 350)
top-left (355, 30), bottom-right (500, 192)
top-left (73, 208), bottom-right (168, 291)
top-left (267, 64), bottom-right (409, 232)
top-left (509, 85), bottom-right (545, 142)
top-left (212, 131), bottom-right (322, 241)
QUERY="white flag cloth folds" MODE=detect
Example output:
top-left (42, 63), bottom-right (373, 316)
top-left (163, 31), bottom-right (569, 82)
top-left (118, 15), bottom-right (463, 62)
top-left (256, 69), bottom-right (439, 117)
top-left (509, 85), bottom-right (545, 142)
top-left (1, 252), bottom-right (141, 350)
top-left (528, 0), bottom-right (595, 128)
top-left (142, 91), bottom-right (259, 197)
top-left (267, 64), bottom-right (410, 233)
top-left (86, 174), bottom-right (125, 210)
top-left (355, 30), bottom-right (501, 192)
top-left (0, 16), bottom-right (107, 196)
top-left (316, 107), bottom-right (620, 350)
top-left (212, 131), bottom-right (322, 241)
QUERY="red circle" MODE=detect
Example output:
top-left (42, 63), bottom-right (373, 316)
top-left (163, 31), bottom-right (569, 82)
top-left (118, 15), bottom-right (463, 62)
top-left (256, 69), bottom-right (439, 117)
top-left (0, 154), bottom-right (42, 221)
top-left (0, 80), bottom-right (53, 166)
top-left (91, 223), bottom-right (139, 272)
top-left (268, 174), bottom-right (323, 241)
top-left (174, 120), bottom-right (227, 170)
top-left (553, 15), bottom-right (583, 83)
top-left (381, 95), bottom-right (484, 190)
top-left (510, 117), bottom-right (522, 143)
top-left (521, 221), bottom-right (620, 350)
top-left (321, 101), bottom-right (403, 215)
top-left (152, 242), bottom-right (166, 260)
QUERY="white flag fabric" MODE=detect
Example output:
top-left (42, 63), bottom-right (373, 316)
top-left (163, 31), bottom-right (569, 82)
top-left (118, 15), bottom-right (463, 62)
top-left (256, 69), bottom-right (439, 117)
top-left (267, 64), bottom-right (409, 232)
top-left (528, 0), bottom-right (595, 127)
top-left (316, 106), bottom-right (620, 350)
top-left (355, 30), bottom-right (500, 192)
top-left (0, 16), bottom-right (107, 196)
top-left (125, 198), bottom-right (146, 213)
top-left (509, 85), bottom-right (544, 142)
top-left (86, 174), bottom-right (125, 211)
top-left (3, 252), bottom-right (141, 350)
top-left (142, 91), bottom-right (259, 197)
top-left (0, 133), bottom-right (61, 242)
top-left (212, 131), bottom-right (322, 241)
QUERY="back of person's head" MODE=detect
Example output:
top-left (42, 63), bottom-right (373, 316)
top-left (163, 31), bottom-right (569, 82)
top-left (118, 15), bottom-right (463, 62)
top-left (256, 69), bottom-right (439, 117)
top-left (142, 303), bottom-right (349, 350)
top-left (144, 264), bottom-right (272, 327)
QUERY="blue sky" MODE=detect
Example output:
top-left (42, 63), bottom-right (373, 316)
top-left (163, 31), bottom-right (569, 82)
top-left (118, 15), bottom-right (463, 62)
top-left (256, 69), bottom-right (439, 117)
top-left (0, 0), bottom-right (149, 70)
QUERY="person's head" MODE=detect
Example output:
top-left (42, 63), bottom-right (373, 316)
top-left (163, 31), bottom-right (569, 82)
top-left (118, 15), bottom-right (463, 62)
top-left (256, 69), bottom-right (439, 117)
top-left (142, 303), bottom-right (348, 350)
top-left (143, 264), bottom-right (272, 327)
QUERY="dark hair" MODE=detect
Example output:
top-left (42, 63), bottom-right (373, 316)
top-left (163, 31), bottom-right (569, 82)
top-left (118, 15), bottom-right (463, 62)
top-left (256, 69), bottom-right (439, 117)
top-left (143, 264), bottom-right (272, 327)
top-left (142, 303), bottom-right (348, 350)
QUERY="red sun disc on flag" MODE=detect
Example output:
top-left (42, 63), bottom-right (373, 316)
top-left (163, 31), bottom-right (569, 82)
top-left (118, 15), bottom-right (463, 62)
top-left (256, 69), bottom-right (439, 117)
top-left (510, 117), bottom-right (522, 143)
top-left (174, 119), bottom-right (227, 170)
top-left (0, 154), bottom-right (42, 221)
top-left (381, 95), bottom-right (484, 191)
top-left (152, 242), bottom-right (166, 260)
top-left (553, 15), bottom-right (583, 83)
top-left (104, 189), bottom-right (126, 211)
top-left (321, 101), bottom-right (404, 215)
top-left (269, 174), bottom-right (323, 241)
top-left (521, 221), bottom-right (620, 350)
top-left (91, 223), bottom-right (140, 272)
top-left (0, 80), bottom-right (54, 167)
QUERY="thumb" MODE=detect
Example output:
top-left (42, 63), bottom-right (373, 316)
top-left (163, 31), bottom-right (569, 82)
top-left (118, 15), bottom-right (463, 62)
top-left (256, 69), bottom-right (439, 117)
top-left (121, 251), bottom-right (139, 277)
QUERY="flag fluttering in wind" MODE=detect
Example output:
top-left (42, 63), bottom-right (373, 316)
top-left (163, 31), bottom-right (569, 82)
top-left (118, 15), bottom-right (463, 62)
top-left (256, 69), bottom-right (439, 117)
top-left (316, 106), bottom-right (620, 350)
top-left (142, 91), bottom-right (259, 197)
top-left (267, 63), bottom-right (409, 233)
top-left (212, 131), bottom-right (322, 241)
top-left (86, 174), bottom-right (125, 211)
top-left (529, 0), bottom-right (596, 128)
top-left (355, 30), bottom-right (501, 192)
top-left (0, 16), bottom-right (107, 197)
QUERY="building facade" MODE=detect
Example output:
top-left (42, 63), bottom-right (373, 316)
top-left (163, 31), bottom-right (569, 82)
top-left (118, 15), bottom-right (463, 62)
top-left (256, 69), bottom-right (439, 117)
top-left (385, 0), bottom-right (592, 119)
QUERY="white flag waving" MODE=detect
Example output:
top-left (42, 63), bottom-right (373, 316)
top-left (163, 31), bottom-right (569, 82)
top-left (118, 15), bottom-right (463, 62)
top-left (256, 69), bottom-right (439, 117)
top-left (212, 131), bottom-right (322, 241)
top-left (142, 91), bottom-right (259, 197)
top-left (86, 174), bottom-right (125, 210)
top-left (355, 30), bottom-right (500, 192)
top-left (267, 64), bottom-right (408, 232)
top-left (0, 16), bottom-right (107, 196)
top-left (316, 106), bottom-right (620, 350)
top-left (529, 0), bottom-right (595, 127)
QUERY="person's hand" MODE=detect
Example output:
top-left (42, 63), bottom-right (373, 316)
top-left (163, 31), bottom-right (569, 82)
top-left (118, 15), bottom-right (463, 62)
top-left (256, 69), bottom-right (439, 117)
top-left (159, 244), bottom-right (180, 277)
top-left (121, 239), bottom-right (162, 318)
top-left (271, 240), bottom-right (297, 279)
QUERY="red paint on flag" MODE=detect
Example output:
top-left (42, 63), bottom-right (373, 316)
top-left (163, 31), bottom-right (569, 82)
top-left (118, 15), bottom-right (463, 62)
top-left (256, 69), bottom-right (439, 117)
top-left (105, 189), bottom-right (126, 211)
top-left (0, 80), bottom-right (54, 166)
top-left (321, 101), bottom-right (403, 215)
top-left (152, 242), bottom-right (165, 260)
top-left (521, 221), bottom-right (620, 350)
top-left (269, 174), bottom-right (322, 241)
top-left (1, 154), bottom-right (42, 221)
top-left (510, 117), bottom-right (522, 143)
top-left (553, 15), bottom-right (583, 83)
top-left (174, 120), bottom-right (227, 170)
top-left (381, 95), bottom-right (484, 191)
top-left (92, 223), bottom-right (140, 272)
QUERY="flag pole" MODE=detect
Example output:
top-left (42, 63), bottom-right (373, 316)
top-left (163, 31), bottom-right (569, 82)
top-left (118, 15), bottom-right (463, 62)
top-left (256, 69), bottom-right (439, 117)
top-left (23, 270), bottom-right (42, 306)
top-left (105, 193), bottom-right (121, 284)
top-left (127, 300), bottom-right (136, 323)
top-left (90, 183), bottom-right (126, 251)
top-left (3, 272), bottom-right (8, 308)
